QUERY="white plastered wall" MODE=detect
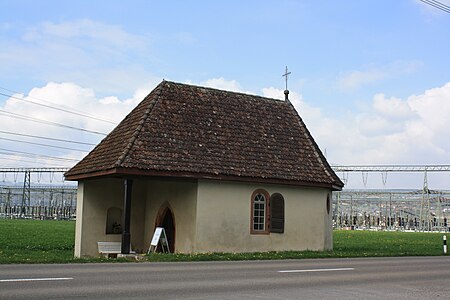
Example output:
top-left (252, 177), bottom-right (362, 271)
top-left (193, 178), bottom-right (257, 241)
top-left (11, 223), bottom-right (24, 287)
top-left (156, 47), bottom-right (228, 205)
top-left (194, 179), bottom-right (332, 253)
top-left (143, 179), bottom-right (198, 253)
top-left (74, 178), bottom-right (147, 257)
top-left (74, 176), bottom-right (332, 257)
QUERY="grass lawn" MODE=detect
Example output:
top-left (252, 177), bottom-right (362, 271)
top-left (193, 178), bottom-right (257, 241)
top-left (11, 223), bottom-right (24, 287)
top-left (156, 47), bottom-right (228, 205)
top-left (0, 219), bottom-right (447, 263)
top-left (333, 230), bottom-right (444, 257)
top-left (0, 218), bottom-right (76, 264)
top-left (148, 230), bottom-right (445, 262)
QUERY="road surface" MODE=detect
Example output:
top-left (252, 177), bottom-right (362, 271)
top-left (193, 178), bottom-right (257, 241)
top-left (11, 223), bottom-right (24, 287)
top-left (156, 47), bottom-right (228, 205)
top-left (1, 256), bottom-right (450, 299)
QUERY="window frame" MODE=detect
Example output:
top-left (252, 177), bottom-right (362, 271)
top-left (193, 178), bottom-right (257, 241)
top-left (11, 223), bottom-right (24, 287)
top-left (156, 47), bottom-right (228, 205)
top-left (270, 193), bottom-right (285, 233)
top-left (250, 189), bottom-right (270, 234)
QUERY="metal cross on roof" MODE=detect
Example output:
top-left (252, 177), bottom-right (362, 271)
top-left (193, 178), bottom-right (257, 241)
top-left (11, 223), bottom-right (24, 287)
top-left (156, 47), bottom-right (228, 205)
top-left (282, 66), bottom-right (291, 91)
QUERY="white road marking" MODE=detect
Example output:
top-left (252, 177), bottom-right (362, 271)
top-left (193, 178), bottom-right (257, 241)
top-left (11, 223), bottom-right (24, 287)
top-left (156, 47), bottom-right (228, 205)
top-left (278, 267), bottom-right (354, 273)
top-left (0, 277), bottom-right (73, 283)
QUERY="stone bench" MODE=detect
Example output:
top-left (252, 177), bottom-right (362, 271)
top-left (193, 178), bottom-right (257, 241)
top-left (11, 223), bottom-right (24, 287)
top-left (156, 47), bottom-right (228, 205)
top-left (97, 242), bottom-right (134, 258)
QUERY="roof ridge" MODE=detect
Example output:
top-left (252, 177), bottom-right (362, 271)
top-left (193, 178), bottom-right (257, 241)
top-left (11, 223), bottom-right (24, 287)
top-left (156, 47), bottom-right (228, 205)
top-left (114, 82), bottom-right (164, 167)
top-left (163, 80), bottom-right (286, 103)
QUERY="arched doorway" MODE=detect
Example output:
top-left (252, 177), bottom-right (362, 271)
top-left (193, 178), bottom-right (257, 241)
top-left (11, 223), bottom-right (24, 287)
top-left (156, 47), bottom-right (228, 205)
top-left (155, 204), bottom-right (175, 253)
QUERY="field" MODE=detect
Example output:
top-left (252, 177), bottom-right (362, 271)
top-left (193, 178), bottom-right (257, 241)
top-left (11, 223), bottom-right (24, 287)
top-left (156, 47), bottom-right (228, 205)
top-left (0, 219), bottom-right (446, 264)
top-left (0, 219), bottom-right (76, 263)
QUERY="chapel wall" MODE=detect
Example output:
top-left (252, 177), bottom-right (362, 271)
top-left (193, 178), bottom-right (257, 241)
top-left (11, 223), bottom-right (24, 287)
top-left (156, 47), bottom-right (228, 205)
top-left (143, 179), bottom-right (198, 253)
top-left (194, 179), bottom-right (332, 253)
top-left (74, 178), bottom-right (147, 257)
top-left (74, 178), bottom-right (123, 257)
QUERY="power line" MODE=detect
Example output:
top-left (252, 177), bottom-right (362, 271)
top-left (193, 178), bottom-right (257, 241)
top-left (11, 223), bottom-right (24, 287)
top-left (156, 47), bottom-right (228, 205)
top-left (424, 0), bottom-right (450, 11)
top-left (0, 88), bottom-right (117, 124)
top-left (0, 148), bottom-right (80, 162)
top-left (0, 92), bottom-right (116, 125)
top-left (331, 164), bottom-right (450, 172)
top-left (0, 137), bottom-right (90, 153)
top-left (419, 0), bottom-right (450, 13)
top-left (0, 157), bottom-right (68, 168)
top-left (0, 167), bottom-right (70, 172)
top-left (420, 0), bottom-right (450, 12)
top-left (0, 152), bottom-right (78, 164)
top-left (0, 130), bottom-right (96, 146)
top-left (0, 109), bottom-right (108, 136)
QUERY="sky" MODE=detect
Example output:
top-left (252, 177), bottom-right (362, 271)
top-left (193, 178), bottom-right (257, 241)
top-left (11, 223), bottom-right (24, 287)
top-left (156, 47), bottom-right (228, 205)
top-left (0, 0), bottom-right (449, 189)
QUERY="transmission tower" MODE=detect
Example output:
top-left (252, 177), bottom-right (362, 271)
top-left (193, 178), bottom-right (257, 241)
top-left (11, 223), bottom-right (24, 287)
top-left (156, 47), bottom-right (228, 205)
top-left (20, 170), bottom-right (31, 216)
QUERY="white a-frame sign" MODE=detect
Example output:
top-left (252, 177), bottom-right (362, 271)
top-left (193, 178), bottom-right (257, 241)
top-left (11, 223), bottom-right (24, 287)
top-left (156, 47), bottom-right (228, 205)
top-left (148, 227), bottom-right (170, 254)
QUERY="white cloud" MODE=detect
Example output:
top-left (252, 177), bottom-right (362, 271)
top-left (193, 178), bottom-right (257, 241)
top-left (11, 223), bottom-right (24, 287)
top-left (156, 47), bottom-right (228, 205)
top-left (372, 94), bottom-right (416, 120)
top-left (0, 19), bottom-right (157, 96)
top-left (24, 19), bottom-right (146, 49)
top-left (356, 94), bottom-right (417, 137)
top-left (260, 81), bottom-right (450, 189)
top-left (2, 79), bottom-right (450, 189)
top-left (337, 69), bottom-right (385, 91)
top-left (357, 114), bottom-right (404, 137)
top-left (0, 82), bottom-right (155, 168)
top-left (261, 87), bottom-right (287, 101)
top-left (200, 77), bottom-right (249, 94)
top-left (336, 61), bottom-right (422, 91)
top-left (333, 82), bottom-right (450, 167)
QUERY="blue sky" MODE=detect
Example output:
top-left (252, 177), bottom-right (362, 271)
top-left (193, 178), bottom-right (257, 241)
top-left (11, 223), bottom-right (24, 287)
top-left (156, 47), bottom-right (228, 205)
top-left (1, 0), bottom-right (450, 188)
top-left (2, 1), bottom-right (449, 106)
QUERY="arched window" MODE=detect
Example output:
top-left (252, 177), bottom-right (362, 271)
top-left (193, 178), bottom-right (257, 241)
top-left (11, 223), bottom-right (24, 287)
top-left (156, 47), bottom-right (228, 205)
top-left (270, 193), bottom-right (285, 233)
top-left (251, 189), bottom-right (269, 234)
top-left (106, 207), bottom-right (123, 234)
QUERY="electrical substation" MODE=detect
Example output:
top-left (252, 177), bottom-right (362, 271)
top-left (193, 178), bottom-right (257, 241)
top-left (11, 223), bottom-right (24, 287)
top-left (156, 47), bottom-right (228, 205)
top-left (1, 165), bottom-right (449, 232)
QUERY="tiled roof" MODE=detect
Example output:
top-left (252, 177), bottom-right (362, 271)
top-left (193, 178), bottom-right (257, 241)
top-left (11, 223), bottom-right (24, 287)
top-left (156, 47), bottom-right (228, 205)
top-left (65, 81), bottom-right (343, 189)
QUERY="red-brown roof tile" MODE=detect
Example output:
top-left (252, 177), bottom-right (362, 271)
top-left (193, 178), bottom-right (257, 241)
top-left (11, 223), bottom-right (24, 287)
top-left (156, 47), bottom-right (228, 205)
top-left (65, 81), bottom-right (343, 190)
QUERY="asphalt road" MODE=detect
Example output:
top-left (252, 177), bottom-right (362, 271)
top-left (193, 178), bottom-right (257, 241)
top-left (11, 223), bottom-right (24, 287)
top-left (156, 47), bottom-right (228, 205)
top-left (1, 256), bottom-right (450, 299)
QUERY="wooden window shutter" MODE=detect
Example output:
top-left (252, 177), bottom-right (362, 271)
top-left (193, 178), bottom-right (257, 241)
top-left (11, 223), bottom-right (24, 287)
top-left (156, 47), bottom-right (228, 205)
top-left (270, 193), bottom-right (284, 233)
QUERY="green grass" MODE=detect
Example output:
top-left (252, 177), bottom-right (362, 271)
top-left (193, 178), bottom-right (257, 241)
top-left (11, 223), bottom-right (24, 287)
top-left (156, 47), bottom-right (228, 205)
top-left (148, 230), bottom-right (445, 262)
top-left (0, 219), bottom-right (131, 264)
top-left (333, 230), bottom-right (443, 257)
top-left (0, 218), bottom-right (76, 264)
top-left (0, 219), bottom-right (447, 264)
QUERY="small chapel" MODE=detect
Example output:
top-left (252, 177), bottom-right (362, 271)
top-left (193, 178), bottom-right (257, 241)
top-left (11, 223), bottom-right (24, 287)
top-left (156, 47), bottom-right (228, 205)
top-left (65, 80), bottom-right (343, 257)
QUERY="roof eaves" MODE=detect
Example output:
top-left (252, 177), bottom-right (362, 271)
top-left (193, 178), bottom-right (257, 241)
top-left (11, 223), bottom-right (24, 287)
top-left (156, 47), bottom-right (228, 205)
top-left (65, 166), bottom-right (342, 189)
